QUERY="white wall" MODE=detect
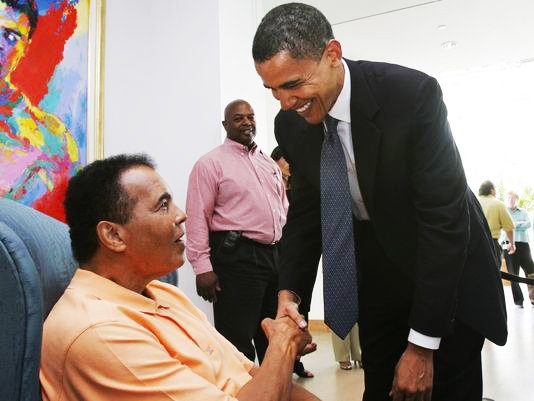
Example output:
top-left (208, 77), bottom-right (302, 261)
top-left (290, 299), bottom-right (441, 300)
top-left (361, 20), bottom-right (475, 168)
top-left (218, 0), bottom-right (274, 152)
top-left (102, 0), bottom-right (325, 320)
top-left (103, 0), bottom-right (222, 319)
top-left (219, 0), bottom-right (326, 319)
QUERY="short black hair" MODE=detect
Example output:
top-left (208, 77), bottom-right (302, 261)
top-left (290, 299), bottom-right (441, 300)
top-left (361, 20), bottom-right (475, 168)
top-left (252, 2), bottom-right (333, 63)
top-left (478, 180), bottom-right (495, 196)
top-left (64, 154), bottom-right (155, 264)
top-left (2, 0), bottom-right (39, 37)
top-left (224, 99), bottom-right (250, 122)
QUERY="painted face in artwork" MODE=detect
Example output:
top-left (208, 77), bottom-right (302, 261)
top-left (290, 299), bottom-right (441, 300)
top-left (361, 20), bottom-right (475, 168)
top-left (223, 101), bottom-right (257, 147)
top-left (0, 3), bottom-right (31, 80)
top-left (255, 40), bottom-right (344, 125)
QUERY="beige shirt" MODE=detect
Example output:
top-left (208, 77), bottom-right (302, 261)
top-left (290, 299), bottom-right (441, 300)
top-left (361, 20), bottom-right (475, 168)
top-left (478, 195), bottom-right (515, 239)
top-left (40, 269), bottom-right (253, 401)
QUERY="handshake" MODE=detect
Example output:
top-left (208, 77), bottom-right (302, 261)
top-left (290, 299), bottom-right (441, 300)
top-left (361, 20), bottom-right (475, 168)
top-left (261, 316), bottom-right (317, 359)
top-left (261, 291), bottom-right (318, 364)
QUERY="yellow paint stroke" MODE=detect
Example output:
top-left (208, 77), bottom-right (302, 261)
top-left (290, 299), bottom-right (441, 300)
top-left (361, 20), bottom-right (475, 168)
top-left (37, 168), bottom-right (54, 190)
top-left (17, 117), bottom-right (45, 148)
top-left (75, 0), bottom-right (90, 32)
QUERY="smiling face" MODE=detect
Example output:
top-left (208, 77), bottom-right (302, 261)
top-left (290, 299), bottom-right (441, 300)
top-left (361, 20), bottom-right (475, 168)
top-left (255, 40), bottom-right (345, 124)
top-left (0, 3), bottom-right (31, 80)
top-left (119, 166), bottom-right (186, 280)
top-left (223, 101), bottom-right (256, 147)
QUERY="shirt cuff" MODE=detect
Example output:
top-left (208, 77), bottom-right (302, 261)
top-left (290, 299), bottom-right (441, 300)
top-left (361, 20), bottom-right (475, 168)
top-left (408, 329), bottom-right (441, 350)
top-left (191, 258), bottom-right (214, 275)
top-left (278, 289), bottom-right (301, 306)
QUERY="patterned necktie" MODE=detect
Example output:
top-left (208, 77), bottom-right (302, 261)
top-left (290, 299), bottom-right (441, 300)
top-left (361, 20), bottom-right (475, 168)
top-left (320, 115), bottom-right (359, 339)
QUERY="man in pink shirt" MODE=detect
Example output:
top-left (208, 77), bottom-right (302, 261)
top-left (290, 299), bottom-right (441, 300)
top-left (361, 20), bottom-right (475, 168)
top-left (186, 100), bottom-right (289, 365)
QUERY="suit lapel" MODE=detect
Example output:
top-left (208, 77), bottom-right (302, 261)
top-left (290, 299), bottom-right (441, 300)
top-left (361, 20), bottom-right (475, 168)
top-left (295, 123), bottom-right (323, 192)
top-left (346, 59), bottom-right (381, 218)
top-left (277, 110), bottom-right (324, 193)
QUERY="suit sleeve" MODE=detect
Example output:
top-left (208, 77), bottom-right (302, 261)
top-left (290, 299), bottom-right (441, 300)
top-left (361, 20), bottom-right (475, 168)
top-left (408, 76), bottom-right (470, 337)
top-left (275, 112), bottom-right (322, 311)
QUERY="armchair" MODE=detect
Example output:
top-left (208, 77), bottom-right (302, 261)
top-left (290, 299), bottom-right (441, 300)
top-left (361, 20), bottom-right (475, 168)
top-left (0, 198), bottom-right (177, 401)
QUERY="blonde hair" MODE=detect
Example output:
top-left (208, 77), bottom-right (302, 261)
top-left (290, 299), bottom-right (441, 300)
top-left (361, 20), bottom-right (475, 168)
top-left (507, 191), bottom-right (519, 200)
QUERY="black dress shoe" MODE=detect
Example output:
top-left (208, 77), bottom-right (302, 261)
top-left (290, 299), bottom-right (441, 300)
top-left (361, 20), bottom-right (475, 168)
top-left (293, 362), bottom-right (314, 378)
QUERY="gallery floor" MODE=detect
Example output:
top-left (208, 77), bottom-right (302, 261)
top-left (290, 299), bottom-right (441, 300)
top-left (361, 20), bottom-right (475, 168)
top-left (295, 286), bottom-right (533, 401)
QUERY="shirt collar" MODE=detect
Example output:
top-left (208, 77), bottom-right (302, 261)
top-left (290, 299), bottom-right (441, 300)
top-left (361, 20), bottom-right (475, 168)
top-left (328, 58), bottom-right (351, 124)
top-left (224, 137), bottom-right (258, 154)
top-left (68, 269), bottom-right (170, 313)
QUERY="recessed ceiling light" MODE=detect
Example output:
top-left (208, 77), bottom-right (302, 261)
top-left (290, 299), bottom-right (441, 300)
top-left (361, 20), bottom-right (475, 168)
top-left (441, 41), bottom-right (457, 49)
top-left (437, 24), bottom-right (447, 30)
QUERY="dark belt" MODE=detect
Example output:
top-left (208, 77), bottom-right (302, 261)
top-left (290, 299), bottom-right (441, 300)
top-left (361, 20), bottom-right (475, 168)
top-left (210, 231), bottom-right (278, 249)
top-left (240, 235), bottom-right (278, 249)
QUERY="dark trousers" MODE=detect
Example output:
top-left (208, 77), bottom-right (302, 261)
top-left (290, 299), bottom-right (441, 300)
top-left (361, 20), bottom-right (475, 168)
top-left (504, 242), bottom-right (534, 306)
top-left (209, 232), bottom-right (278, 363)
top-left (354, 221), bottom-right (484, 401)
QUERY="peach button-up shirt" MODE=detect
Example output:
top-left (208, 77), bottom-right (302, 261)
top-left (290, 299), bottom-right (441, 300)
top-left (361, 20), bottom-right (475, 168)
top-left (40, 269), bottom-right (253, 401)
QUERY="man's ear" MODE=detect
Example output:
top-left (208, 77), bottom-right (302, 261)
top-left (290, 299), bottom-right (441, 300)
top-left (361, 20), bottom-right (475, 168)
top-left (324, 39), bottom-right (343, 66)
top-left (222, 120), bottom-right (228, 130)
top-left (96, 221), bottom-right (127, 253)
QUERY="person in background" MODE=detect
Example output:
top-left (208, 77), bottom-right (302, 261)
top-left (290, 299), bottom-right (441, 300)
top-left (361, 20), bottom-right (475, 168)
top-left (40, 153), bottom-right (320, 401)
top-left (253, 3), bottom-right (508, 400)
top-left (501, 191), bottom-right (534, 308)
top-left (531, 214), bottom-right (534, 305)
top-left (271, 145), bottom-right (314, 379)
top-left (271, 146), bottom-right (291, 197)
top-left (186, 100), bottom-right (293, 366)
top-left (478, 180), bottom-right (515, 258)
top-left (331, 323), bottom-right (362, 370)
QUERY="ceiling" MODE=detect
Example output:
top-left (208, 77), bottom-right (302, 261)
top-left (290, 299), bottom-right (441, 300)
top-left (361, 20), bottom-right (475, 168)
top-left (261, 0), bottom-right (534, 75)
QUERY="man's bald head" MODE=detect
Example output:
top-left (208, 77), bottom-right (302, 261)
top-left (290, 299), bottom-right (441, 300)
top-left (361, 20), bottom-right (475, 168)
top-left (222, 99), bottom-right (256, 147)
top-left (224, 99), bottom-right (250, 121)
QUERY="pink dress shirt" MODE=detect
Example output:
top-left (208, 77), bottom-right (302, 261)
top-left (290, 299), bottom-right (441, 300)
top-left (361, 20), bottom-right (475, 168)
top-left (186, 138), bottom-right (288, 274)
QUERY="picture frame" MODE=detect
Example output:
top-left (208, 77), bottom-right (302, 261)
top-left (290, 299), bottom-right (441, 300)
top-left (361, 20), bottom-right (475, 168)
top-left (87, 0), bottom-right (106, 161)
top-left (0, 0), bottom-right (106, 220)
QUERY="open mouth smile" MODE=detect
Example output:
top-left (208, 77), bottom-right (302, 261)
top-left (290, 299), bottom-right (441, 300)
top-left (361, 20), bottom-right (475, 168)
top-left (296, 100), bottom-right (312, 114)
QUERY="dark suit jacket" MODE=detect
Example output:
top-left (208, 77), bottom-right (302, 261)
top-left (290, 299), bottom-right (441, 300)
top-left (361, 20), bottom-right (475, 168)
top-left (275, 59), bottom-right (507, 345)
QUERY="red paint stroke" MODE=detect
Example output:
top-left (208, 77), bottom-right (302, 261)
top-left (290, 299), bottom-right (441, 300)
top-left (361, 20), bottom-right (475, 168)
top-left (33, 173), bottom-right (68, 222)
top-left (11, 2), bottom-right (78, 105)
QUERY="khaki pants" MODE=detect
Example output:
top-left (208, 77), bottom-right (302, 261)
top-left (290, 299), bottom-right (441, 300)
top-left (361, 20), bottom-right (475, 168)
top-left (331, 323), bottom-right (361, 363)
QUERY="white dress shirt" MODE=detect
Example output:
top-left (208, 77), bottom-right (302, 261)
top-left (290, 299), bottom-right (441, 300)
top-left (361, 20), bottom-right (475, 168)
top-left (325, 59), bottom-right (441, 350)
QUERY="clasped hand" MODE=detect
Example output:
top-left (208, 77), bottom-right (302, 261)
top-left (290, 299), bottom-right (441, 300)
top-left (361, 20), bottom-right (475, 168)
top-left (276, 296), bottom-right (317, 356)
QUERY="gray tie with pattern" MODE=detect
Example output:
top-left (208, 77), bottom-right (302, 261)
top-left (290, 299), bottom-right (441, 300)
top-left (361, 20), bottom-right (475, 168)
top-left (320, 115), bottom-right (359, 339)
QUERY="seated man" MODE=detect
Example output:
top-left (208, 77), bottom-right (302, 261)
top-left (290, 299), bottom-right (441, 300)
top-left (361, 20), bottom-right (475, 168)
top-left (39, 154), bottom-right (319, 401)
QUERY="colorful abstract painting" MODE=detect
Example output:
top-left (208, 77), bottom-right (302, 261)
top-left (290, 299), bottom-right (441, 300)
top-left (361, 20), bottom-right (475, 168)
top-left (0, 0), bottom-right (91, 221)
